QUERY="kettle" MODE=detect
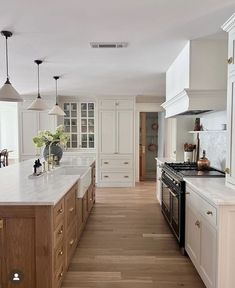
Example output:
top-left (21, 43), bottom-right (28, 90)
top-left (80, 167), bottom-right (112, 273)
top-left (197, 150), bottom-right (210, 170)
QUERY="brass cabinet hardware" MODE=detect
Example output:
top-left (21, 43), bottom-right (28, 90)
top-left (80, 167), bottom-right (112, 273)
top-left (58, 250), bottom-right (63, 256)
top-left (195, 220), bottom-right (200, 228)
top-left (69, 239), bottom-right (74, 246)
top-left (58, 208), bottom-right (63, 214)
top-left (124, 162), bottom-right (129, 164)
top-left (104, 161), bottom-right (109, 164)
top-left (224, 167), bottom-right (230, 174)
top-left (124, 175), bottom-right (129, 178)
top-left (58, 271), bottom-right (63, 279)
top-left (227, 57), bottom-right (233, 64)
top-left (0, 219), bottom-right (3, 229)
top-left (69, 207), bottom-right (74, 212)
top-left (104, 175), bottom-right (109, 178)
top-left (206, 211), bottom-right (213, 215)
top-left (58, 227), bottom-right (63, 235)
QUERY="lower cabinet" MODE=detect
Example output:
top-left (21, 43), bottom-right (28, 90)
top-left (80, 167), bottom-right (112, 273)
top-left (185, 186), bottom-right (218, 288)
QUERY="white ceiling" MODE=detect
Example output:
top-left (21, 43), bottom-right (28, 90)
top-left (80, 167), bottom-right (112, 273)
top-left (0, 0), bottom-right (234, 98)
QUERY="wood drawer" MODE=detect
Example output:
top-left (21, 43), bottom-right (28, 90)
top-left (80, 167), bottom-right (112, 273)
top-left (82, 191), bottom-right (88, 223)
top-left (101, 158), bottom-right (132, 168)
top-left (88, 186), bottom-right (93, 213)
top-left (54, 222), bottom-right (65, 248)
top-left (54, 198), bottom-right (65, 229)
top-left (66, 221), bottom-right (77, 267)
top-left (186, 187), bottom-right (217, 227)
top-left (65, 186), bottom-right (76, 230)
top-left (54, 264), bottom-right (64, 288)
top-left (54, 241), bottom-right (65, 271)
top-left (101, 171), bottom-right (133, 182)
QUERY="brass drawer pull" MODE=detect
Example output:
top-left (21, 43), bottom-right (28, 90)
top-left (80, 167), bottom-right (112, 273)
top-left (124, 162), bottom-right (129, 164)
top-left (69, 207), bottom-right (74, 212)
top-left (58, 227), bottom-right (63, 235)
top-left (227, 57), bottom-right (233, 64)
top-left (124, 175), bottom-right (129, 178)
top-left (58, 208), bottom-right (63, 214)
top-left (58, 249), bottom-right (63, 256)
top-left (69, 239), bottom-right (74, 246)
top-left (195, 220), bottom-right (200, 228)
top-left (104, 161), bottom-right (109, 164)
top-left (206, 211), bottom-right (213, 215)
top-left (104, 175), bottom-right (109, 178)
top-left (58, 271), bottom-right (63, 279)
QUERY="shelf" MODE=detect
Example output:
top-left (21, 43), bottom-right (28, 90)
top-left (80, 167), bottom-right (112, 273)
top-left (188, 130), bottom-right (227, 134)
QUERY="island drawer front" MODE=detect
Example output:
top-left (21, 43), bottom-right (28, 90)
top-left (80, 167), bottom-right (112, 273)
top-left (54, 264), bottom-right (64, 288)
top-left (101, 158), bottom-right (132, 168)
top-left (101, 171), bottom-right (133, 182)
top-left (54, 241), bottom-right (65, 271)
top-left (186, 187), bottom-right (217, 227)
top-left (54, 199), bottom-right (65, 229)
top-left (54, 222), bottom-right (65, 248)
top-left (66, 221), bottom-right (77, 267)
top-left (65, 186), bottom-right (76, 229)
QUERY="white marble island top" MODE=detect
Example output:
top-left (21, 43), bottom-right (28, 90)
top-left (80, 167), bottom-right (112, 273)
top-left (185, 177), bottom-right (235, 206)
top-left (0, 155), bottom-right (95, 206)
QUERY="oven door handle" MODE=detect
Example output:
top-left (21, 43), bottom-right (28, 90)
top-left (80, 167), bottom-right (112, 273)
top-left (170, 190), bottom-right (178, 198)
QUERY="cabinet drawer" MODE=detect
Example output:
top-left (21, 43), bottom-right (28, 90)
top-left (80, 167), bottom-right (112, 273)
top-left (54, 199), bottom-right (65, 229)
top-left (186, 187), bottom-right (217, 227)
top-left (101, 158), bottom-right (132, 168)
top-left (82, 191), bottom-right (88, 222)
top-left (65, 186), bottom-right (76, 229)
top-left (54, 222), bottom-right (65, 248)
top-left (54, 264), bottom-right (64, 288)
top-left (101, 171), bottom-right (133, 182)
top-left (54, 241), bottom-right (65, 271)
top-left (66, 221), bottom-right (77, 266)
top-left (88, 186), bottom-right (93, 213)
top-left (116, 99), bottom-right (133, 110)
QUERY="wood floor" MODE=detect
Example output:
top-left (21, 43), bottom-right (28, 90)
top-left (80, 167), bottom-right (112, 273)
top-left (62, 182), bottom-right (205, 288)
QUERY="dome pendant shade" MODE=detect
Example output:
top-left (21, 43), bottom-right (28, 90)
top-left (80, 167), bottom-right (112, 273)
top-left (27, 96), bottom-right (48, 111)
top-left (48, 103), bottom-right (66, 116)
top-left (0, 78), bottom-right (23, 102)
top-left (48, 75), bottom-right (65, 116)
top-left (0, 31), bottom-right (23, 102)
top-left (27, 59), bottom-right (48, 111)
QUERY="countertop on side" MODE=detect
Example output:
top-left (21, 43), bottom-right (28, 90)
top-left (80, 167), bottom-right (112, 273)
top-left (185, 177), bottom-right (235, 206)
top-left (0, 154), bottom-right (96, 206)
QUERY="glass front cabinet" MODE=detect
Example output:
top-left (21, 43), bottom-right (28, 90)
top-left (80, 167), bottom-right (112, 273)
top-left (63, 101), bottom-right (95, 150)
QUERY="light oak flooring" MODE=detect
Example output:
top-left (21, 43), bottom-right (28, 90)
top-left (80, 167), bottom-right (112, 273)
top-left (62, 182), bottom-right (205, 288)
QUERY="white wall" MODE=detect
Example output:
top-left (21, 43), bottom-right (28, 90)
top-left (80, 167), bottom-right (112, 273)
top-left (166, 41), bottom-right (190, 101)
top-left (197, 111), bottom-right (227, 171)
top-left (0, 102), bottom-right (19, 159)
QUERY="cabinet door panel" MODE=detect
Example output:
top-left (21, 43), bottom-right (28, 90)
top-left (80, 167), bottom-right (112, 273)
top-left (116, 100), bottom-right (133, 110)
top-left (200, 218), bottom-right (216, 288)
top-left (39, 111), bottom-right (56, 132)
top-left (99, 100), bottom-right (116, 110)
top-left (185, 202), bottom-right (200, 266)
top-left (99, 111), bottom-right (116, 154)
top-left (117, 111), bottom-right (133, 154)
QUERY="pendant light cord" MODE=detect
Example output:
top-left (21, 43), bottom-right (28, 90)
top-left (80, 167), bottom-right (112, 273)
top-left (5, 35), bottom-right (9, 81)
top-left (37, 63), bottom-right (40, 98)
top-left (55, 78), bottom-right (58, 105)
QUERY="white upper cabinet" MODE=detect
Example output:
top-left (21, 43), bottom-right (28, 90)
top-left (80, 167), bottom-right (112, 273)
top-left (117, 110), bottom-right (133, 154)
top-left (222, 14), bottom-right (235, 187)
top-left (162, 39), bottom-right (227, 117)
top-left (99, 110), bottom-right (116, 154)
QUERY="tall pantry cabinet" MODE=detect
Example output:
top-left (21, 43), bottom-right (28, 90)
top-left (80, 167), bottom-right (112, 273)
top-left (97, 98), bottom-right (135, 187)
top-left (222, 14), bottom-right (235, 187)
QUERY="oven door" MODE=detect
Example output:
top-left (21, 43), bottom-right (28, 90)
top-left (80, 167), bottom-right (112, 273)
top-left (161, 179), bottom-right (171, 222)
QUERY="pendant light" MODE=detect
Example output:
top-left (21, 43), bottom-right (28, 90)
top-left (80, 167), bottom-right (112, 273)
top-left (27, 60), bottom-right (48, 111)
top-left (48, 76), bottom-right (65, 116)
top-left (0, 31), bottom-right (23, 102)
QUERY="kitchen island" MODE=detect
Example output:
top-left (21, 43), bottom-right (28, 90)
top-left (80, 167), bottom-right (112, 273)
top-left (0, 156), bottom-right (96, 288)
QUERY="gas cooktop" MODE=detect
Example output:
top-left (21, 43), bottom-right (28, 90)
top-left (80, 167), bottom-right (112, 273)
top-left (163, 162), bottom-right (225, 178)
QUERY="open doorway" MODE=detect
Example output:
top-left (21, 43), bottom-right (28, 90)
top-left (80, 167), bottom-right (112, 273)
top-left (139, 112), bottom-right (158, 181)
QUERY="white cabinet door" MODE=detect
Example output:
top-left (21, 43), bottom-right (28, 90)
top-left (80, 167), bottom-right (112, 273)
top-left (228, 27), bottom-right (235, 75)
top-left (99, 100), bottom-right (116, 110)
top-left (185, 201), bottom-right (200, 267)
top-left (20, 111), bottom-right (38, 156)
top-left (116, 100), bottom-right (134, 110)
top-left (117, 111), bottom-right (133, 154)
top-left (99, 111), bottom-right (116, 154)
top-left (200, 217), bottom-right (216, 288)
top-left (39, 112), bottom-right (56, 132)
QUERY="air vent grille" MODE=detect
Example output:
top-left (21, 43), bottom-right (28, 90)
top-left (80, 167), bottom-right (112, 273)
top-left (90, 42), bottom-right (128, 48)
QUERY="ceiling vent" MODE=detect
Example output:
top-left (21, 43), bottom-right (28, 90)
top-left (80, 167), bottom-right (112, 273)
top-left (90, 42), bottom-right (128, 48)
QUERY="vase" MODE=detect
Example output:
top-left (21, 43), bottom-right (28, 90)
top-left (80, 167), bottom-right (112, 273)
top-left (43, 143), bottom-right (63, 163)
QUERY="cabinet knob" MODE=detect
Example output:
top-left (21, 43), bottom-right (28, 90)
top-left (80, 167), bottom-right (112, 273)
top-left (58, 227), bottom-right (63, 235)
top-left (185, 192), bottom-right (190, 195)
top-left (124, 175), bottom-right (129, 178)
top-left (104, 161), bottom-right (109, 164)
top-left (69, 207), bottom-right (74, 213)
top-left (104, 175), bottom-right (109, 178)
top-left (58, 249), bottom-right (63, 256)
top-left (195, 220), bottom-right (200, 228)
top-left (69, 239), bottom-right (74, 246)
top-left (224, 167), bottom-right (230, 174)
top-left (227, 57), bottom-right (233, 64)
top-left (58, 271), bottom-right (63, 279)
top-left (206, 211), bottom-right (213, 215)
top-left (58, 208), bottom-right (63, 214)
top-left (124, 162), bottom-right (129, 164)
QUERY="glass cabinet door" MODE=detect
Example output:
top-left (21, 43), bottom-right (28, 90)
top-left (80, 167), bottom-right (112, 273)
top-left (63, 102), bottom-right (78, 148)
top-left (80, 102), bottom-right (95, 148)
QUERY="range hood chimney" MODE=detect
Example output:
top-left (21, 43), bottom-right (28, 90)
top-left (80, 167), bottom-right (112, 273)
top-left (161, 89), bottom-right (226, 118)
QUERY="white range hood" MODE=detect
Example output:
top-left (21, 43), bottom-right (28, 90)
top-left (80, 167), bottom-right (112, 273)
top-left (161, 89), bottom-right (226, 118)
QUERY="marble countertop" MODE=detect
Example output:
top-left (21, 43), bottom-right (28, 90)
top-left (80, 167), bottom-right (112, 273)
top-left (185, 177), bottom-right (235, 206)
top-left (0, 155), bottom-right (96, 206)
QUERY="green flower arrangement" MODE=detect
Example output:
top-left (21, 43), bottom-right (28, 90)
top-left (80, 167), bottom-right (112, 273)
top-left (33, 125), bottom-right (70, 148)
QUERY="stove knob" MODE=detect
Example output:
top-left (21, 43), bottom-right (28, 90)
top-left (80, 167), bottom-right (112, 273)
top-left (176, 183), bottom-right (179, 187)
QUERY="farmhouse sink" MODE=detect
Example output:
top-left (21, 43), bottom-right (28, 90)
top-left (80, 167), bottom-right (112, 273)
top-left (56, 166), bottom-right (91, 197)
